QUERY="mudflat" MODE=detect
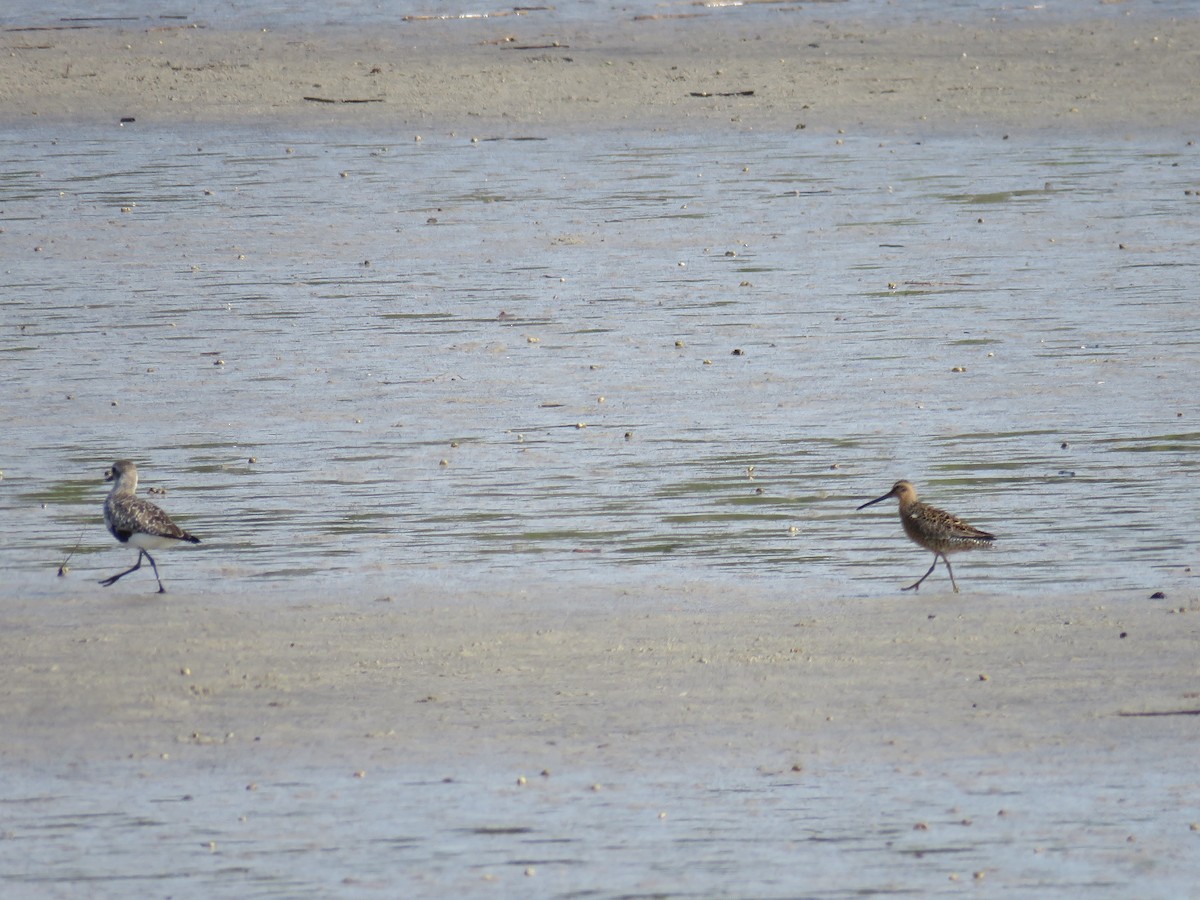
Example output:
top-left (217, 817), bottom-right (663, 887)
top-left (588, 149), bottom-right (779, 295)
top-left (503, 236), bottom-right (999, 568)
top-left (1, 15), bottom-right (1197, 132)
top-left (4, 581), bottom-right (1197, 773)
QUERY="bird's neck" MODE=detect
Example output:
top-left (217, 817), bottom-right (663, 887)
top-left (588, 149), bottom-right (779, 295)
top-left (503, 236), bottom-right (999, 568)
top-left (110, 479), bottom-right (137, 498)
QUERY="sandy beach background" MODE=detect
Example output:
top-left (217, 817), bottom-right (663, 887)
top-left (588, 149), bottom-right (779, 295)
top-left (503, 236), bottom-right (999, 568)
top-left (6, 579), bottom-right (1198, 772)
top-left (2, 14), bottom-right (1198, 132)
top-left (2, 6), bottom-right (1199, 895)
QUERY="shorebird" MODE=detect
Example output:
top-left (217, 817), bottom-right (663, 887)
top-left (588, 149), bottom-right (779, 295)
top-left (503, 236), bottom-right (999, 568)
top-left (857, 480), bottom-right (994, 593)
top-left (100, 460), bottom-right (200, 593)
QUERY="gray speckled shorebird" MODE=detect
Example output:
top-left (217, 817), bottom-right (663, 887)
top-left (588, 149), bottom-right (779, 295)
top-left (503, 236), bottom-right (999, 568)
top-left (857, 480), bottom-right (994, 593)
top-left (100, 460), bottom-right (201, 593)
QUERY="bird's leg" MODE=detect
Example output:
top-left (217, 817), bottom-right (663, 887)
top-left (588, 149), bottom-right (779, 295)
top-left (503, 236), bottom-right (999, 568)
top-left (99, 550), bottom-right (146, 587)
top-left (902, 554), bottom-right (940, 592)
top-left (942, 555), bottom-right (960, 593)
top-left (144, 551), bottom-right (166, 593)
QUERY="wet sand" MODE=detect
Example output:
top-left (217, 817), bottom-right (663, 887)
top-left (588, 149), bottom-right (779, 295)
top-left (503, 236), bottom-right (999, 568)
top-left (5, 580), bottom-right (1198, 774)
top-left (2, 15), bottom-right (1198, 132)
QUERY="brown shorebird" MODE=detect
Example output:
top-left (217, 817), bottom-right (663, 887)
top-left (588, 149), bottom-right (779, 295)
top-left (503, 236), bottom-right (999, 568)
top-left (100, 460), bottom-right (201, 593)
top-left (857, 480), bottom-right (994, 593)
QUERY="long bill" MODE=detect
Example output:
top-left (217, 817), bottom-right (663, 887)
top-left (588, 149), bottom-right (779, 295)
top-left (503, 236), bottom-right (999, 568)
top-left (856, 489), bottom-right (895, 511)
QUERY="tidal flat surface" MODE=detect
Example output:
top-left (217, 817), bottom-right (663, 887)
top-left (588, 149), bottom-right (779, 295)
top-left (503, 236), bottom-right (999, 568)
top-left (2, 125), bottom-right (1197, 597)
top-left (2, 124), bottom-right (1199, 898)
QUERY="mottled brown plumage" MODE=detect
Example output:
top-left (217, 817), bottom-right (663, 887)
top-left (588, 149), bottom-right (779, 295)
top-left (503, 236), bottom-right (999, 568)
top-left (101, 460), bottom-right (200, 593)
top-left (857, 480), bottom-right (994, 593)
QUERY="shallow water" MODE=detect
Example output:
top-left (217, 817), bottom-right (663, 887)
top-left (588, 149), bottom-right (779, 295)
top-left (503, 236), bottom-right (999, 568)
top-left (2, 751), bottom-right (1196, 899)
top-left (1, 0), bottom-right (1195, 30)
top-left (2, 125), bottom-right (1198, 599)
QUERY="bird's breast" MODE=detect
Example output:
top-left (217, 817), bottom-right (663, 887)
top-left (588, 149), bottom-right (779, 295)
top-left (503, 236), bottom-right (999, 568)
top-left (128, 532), bottom-right (187, 551)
